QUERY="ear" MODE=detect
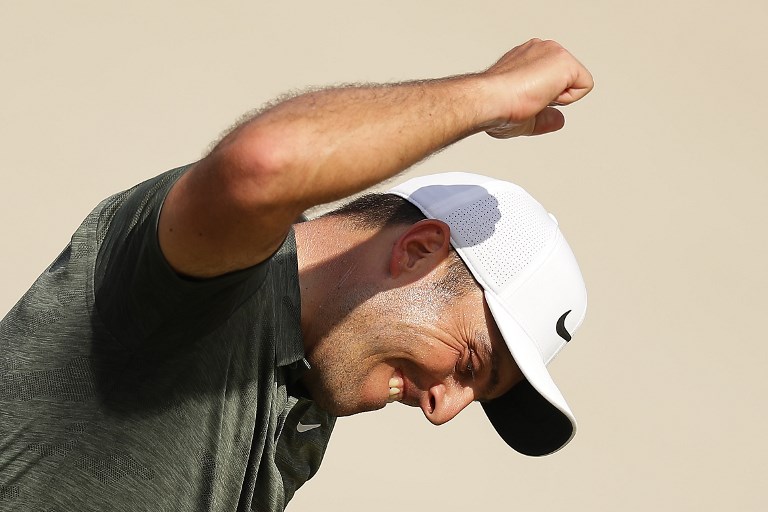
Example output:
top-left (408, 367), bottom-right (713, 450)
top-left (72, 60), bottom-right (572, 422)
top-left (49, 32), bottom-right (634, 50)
top-left (389, 219), bottom-right (452, 281)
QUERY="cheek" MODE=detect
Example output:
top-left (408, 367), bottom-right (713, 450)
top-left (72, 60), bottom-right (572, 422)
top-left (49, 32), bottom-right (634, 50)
top-left (407, 342), bottom-right (460, 382)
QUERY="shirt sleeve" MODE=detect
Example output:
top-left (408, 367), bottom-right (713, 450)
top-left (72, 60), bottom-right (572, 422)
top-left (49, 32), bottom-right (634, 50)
top-left (94, 164), bottom-right (271, 351)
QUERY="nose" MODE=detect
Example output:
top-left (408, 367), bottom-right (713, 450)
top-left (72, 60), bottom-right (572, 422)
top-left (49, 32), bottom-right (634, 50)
top-left (420, 382), bottom-right (475, 425)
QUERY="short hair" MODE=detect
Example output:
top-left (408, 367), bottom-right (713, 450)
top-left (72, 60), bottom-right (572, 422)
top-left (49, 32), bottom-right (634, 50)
top-left (327, 193), bottom-right (477, 297)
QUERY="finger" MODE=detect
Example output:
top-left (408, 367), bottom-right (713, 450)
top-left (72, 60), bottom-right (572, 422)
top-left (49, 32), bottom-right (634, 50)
top-left (555, 68), bottom-right (594, 105)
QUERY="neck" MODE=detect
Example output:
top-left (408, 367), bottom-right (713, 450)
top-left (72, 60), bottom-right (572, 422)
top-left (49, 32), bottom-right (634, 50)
top-left (293, 217), bottom-right (385, 355)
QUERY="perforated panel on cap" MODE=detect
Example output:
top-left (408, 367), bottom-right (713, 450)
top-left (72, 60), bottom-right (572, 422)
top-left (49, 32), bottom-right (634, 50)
top-left (445, 189), bottom-right (557, 289)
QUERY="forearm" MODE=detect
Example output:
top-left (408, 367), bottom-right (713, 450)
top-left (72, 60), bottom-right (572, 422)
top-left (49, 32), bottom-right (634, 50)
top-left (215, 74), bottom-right (493, 210)
top-left (159, 39), bottom-right (593, 277)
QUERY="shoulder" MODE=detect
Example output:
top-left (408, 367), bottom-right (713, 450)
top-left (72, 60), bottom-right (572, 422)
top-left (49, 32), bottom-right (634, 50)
top-left (158, 151), bottom-right (305, 279)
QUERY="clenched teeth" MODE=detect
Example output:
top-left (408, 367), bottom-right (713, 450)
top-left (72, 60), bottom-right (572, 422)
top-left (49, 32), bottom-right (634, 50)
top-left (387, 387), bottom-right (401, 402)
top-left (388, 376), bottom-right (404, 403)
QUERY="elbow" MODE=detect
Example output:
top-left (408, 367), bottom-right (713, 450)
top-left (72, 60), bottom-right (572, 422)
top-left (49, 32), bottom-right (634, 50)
top-left (207, 125), bottom-right (296, 211)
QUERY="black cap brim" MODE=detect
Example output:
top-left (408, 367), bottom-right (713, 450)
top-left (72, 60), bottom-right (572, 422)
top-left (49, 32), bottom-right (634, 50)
top-left (481, 380), bottom-right (574, 457)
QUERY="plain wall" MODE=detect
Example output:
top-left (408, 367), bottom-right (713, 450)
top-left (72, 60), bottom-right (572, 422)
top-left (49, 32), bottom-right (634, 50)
top-left (1, 1), bottom-right (766, 510)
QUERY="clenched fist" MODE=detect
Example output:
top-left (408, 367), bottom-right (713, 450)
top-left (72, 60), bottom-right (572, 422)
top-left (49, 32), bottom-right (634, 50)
top-left (479, 39), bottom-right (594, 138)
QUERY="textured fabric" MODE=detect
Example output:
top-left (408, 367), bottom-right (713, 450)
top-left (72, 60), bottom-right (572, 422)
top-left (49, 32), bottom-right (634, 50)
top-left (0, 165), bottom-right (336, 511)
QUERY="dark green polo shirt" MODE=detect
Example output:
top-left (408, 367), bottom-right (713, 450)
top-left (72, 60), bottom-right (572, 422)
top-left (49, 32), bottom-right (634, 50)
top-left (0, 165), bottom-right (335, 511)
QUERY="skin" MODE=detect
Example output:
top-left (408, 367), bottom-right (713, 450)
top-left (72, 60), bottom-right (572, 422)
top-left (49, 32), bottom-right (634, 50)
top-left (156, 38), bottom-right (593, 422)
top-left (294, 217), bottom-right (524, 423)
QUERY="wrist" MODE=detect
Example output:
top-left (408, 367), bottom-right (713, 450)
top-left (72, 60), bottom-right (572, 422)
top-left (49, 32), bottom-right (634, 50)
top-left (448, 72), bottom-right (509, 134)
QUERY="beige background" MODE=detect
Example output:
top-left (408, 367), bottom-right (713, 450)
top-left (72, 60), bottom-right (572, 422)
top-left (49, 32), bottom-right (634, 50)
top-left (2, 1), bottom-right (766, 510)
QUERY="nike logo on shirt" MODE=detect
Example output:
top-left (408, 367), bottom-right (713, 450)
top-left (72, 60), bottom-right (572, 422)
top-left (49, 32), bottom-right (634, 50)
top-left (297, 422), bottom-right (321, 433)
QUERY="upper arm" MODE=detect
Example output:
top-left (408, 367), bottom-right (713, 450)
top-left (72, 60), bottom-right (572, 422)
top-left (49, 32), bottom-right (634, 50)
top-left (158, 141), bottom-right (304, 278)
top-left (95, 165), bottom-right (274, 349)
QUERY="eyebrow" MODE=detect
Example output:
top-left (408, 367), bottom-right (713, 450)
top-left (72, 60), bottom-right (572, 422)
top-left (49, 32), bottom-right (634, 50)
top-left (475, 331), bottom-right (501, 401)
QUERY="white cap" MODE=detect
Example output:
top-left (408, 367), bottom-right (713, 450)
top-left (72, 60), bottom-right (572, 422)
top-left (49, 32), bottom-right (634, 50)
top-left (388, 172), bottom-right (587, 456)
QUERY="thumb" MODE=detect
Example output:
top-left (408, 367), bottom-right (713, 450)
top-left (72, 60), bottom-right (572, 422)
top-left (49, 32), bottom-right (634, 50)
top-left (485, 107), bottom-right (565, 139)
top-left (529, 107), bottom-right (565, 136)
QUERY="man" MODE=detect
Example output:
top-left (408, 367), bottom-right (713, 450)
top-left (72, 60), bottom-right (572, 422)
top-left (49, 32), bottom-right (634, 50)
top-left (0, 39), bottom-right (592, 510)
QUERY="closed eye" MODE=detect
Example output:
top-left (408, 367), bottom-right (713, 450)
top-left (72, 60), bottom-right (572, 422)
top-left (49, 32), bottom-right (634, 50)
top-left (456, 348), bottom-right (477, 381)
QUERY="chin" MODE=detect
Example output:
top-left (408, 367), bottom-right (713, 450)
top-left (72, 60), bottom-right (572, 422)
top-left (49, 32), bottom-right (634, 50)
top-left (309, 389), bottom-right (385, 417)
top-left (302, 364), bottom-right (385, 416)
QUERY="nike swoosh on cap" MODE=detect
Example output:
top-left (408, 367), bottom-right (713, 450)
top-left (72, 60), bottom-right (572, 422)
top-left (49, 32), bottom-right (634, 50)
top-left (556, 310), bottom-right (572, 342)
top-left (297, 422), bottom-right (321, 433)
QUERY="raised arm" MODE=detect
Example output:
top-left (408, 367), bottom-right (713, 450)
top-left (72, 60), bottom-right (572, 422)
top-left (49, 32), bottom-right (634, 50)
top-left (158, 39), bottom-right (593, 278)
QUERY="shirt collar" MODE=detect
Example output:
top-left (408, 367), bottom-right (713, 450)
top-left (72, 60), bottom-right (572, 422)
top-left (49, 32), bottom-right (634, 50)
top-left (272, 228), bottom-right (308, 370)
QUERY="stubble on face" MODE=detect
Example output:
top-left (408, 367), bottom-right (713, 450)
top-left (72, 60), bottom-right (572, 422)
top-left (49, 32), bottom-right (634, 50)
top-left (302, 279), bottom-right (446, 417)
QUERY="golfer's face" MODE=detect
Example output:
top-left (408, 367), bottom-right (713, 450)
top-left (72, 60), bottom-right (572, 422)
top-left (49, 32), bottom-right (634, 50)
top-left (386, 288), bottom-right (523, 425)
top-left (301, 265), bottom-right (522, 422)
